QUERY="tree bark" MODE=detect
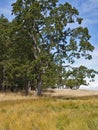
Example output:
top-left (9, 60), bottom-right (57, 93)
top-left (36, 74), bottom-right (42, 96)
top-left (25, 81), bottom-right (31, 95)
top-left (2, 67), bottom-right (6, 92)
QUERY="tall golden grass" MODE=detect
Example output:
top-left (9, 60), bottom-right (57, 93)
top-left (0, 96), bottom-right (98, 130)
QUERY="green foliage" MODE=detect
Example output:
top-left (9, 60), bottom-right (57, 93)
top-left (64, 66), bottom-right (98, 89)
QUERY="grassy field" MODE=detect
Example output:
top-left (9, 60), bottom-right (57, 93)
top-left (0, 90), bottom-right (98, 130)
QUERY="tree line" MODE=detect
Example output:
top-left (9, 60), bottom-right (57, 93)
top-left (0, 0), bottom-right (97, 95)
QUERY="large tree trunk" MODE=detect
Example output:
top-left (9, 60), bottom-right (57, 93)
top-left (25, 81), bottom-right (31, 95)
top-left (2, 67), bottom-right (6, 92)
top-left (0, 68), bottom-right (3, 91)
top-left (36, 74), bottom-right (42, 96)
top-left (24, 71), bottom-right (31, 95)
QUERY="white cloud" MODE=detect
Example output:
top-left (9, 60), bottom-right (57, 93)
top-left (65, 0), bottom-right (98, 25)
top-left (0, 7), bottom-right (11, 16)
top-left (73, 46), bottom-right (98, 70)
top-left (80, 76), bottom-right (98, 90)
top-left (0, 0), bottom-right (16, 21)
top-left (82, 18), bottom-right (98, 25)
top-left (78, 0), bottom-right (98, 25)
top-left (70, 45), bottom-right (98, 90)
top-left (0, 7), bottom-right (14, 21)
top-left (80, 0), bottom-right (98, 13)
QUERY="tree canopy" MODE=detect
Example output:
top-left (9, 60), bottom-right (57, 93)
top-left (0, 0), bottom-right (97, 95)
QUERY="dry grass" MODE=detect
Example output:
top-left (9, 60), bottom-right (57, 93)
top-left (50, 89), bottom-right (98, 98)
top-left (0, 92), bottom-right (37, 102)
top-left (1, 89), bottom-right (98, 101)
top-left (0, 97), bottom-right (98, 130)
top-left (42, 89), bottom-right (98, 100)
top-left (0, 89), bottom-right (98, 130)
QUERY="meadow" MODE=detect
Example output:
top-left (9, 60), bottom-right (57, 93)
top-left (0, 90), bottom-right (98, 130)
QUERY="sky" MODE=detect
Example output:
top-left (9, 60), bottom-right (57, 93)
top-left (0, 0), bottom-right (98, 90)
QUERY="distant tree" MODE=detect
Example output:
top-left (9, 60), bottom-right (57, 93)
top-left (10, 0), bottom-right (97, 95)
top-left (65, 66), bottom-right (97, 89)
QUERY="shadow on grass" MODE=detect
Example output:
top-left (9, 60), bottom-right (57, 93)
top-left (41, 90), bottom-right (98, 100)
top-left (50, 95), bottom-right (98, 100)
